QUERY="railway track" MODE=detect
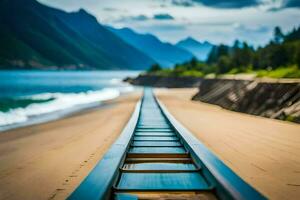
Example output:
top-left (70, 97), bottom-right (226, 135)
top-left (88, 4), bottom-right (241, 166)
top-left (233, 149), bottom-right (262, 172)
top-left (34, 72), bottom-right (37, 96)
top-left (68, 88), bottom-right (266, 200)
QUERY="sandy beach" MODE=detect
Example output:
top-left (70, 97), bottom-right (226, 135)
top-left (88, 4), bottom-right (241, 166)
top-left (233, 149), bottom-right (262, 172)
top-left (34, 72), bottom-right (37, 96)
top-left (1, 88), bottom-right (299, 200)
top-left (0, 92), bottom-right (141, 200)
top-left (156, 88), bottom-right (300, 200)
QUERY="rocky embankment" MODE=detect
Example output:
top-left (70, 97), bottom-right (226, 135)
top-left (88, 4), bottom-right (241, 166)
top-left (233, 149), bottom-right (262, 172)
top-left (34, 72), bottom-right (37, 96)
top-left (192, 79), bottom-right (300, 123)
top-left (126, 75), bottom-right (300, 123)
top-left (125, 75), bottom-right (202, 88)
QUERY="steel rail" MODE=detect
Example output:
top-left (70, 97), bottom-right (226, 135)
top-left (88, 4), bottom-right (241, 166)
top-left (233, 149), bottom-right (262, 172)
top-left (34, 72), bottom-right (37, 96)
top-left (67, 88), bottom-right (266, 200)
top-left (67, 100), bottom-right (141, 200)
top-left (156, 97), bottom-right (266, 200)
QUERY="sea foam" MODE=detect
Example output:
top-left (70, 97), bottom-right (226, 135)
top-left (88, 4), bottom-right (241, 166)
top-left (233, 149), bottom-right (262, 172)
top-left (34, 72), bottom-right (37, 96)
top-left (0, 88), bottom-right (126, 127)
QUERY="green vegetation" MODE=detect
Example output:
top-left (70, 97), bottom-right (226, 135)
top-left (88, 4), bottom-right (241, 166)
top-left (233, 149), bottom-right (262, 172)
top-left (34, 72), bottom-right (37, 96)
top-left (147, 26), bottom-right (300, 79)
top-left (255, 66), bottom-right (300, 78)
top-left (283, 114), bottom-right (300, 123)
top-left (147, 58), bottom-right (214, 77)
top-left (0, 0), bottom-right (154, 70)
top-left (148, 64), bottom-right (162, 72)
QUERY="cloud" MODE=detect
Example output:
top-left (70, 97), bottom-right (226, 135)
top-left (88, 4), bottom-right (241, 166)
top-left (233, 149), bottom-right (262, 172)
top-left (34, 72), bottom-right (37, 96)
top-left (102, 7), bottom-right (118, 11)
top-left (171, 0), bottom-right (195, 7)
top-left (265, 0), bottom-right (300, 12)
top-left (115, 13), bottom-right (175, 23)
top-left (283, 0), bottom-right (300, 8)
top-left (113, 14), bottom-right (149, 23)
top-left (138, 23), bottom-right (186, 33)
top-left (102, 7), bottom-right (129, 13)
top-left (132, 15), bottom-right (149, 21)
top-left (127, 15), bottom-right (150, 21)
top-left (191, 0), bottom-right (259, 8)
top-left (170, 0), bottom-right (300, 10)
top-left (38, 0), bottom-right (300, 46)
top-left (234, 24), bottom-right (270, 34)
top-left (151, 24), bottom-right (186, 31)
top-left (153, 13), bottom-right (175, 20)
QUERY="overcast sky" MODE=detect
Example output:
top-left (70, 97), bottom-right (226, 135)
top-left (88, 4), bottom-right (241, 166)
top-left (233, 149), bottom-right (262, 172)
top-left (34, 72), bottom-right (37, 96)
top-left (38, 0), bottom-right (300, 46)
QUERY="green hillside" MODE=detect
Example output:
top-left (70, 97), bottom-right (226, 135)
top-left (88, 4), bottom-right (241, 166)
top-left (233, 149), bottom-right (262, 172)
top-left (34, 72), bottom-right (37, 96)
top-left (0, 0), bottom-right (155, 70)
top-left (147, 26), bottom-right (300, 79)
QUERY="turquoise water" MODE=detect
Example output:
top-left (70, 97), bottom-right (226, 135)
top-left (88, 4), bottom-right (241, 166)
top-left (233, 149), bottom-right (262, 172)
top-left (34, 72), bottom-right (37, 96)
top-left (0, 70), bottom-right (140, 129)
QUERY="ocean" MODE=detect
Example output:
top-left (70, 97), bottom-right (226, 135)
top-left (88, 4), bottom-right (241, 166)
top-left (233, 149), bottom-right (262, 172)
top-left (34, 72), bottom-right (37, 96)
top-left (0, 70), bottom-right (140, 131)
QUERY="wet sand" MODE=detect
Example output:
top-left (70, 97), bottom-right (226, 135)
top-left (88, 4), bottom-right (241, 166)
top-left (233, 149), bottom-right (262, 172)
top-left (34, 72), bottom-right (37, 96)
top-left (0, 92), bottom-right (141, 200)
top-left (156, 88), bottom-right (300, 200)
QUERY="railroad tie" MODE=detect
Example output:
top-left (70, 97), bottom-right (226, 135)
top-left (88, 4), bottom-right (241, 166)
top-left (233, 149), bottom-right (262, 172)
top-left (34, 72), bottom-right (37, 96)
top-left (113, 89), bottom-right (215, 199)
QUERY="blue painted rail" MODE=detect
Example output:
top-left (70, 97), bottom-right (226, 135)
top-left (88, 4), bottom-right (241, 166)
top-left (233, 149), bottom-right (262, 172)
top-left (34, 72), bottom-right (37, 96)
top-left (67, 88), bottom-right (266, 200)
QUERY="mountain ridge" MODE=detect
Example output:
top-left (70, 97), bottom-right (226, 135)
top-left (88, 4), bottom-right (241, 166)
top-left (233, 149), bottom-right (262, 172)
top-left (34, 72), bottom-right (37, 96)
top-left (108, 27), bottom-right (195, 67)
top-left (0, 0), bottom-right (155, 70)
top-left (176, 37), bottom-right (214, 61)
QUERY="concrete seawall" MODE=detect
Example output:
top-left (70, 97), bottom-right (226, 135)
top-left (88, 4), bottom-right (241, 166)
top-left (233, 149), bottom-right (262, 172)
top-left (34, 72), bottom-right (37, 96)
top-left (126, 75), bottom-right (202, 88)
top-left (192, 79), bottom-right (300, 123)
top-left (126, 75), bottom-right (300, 123)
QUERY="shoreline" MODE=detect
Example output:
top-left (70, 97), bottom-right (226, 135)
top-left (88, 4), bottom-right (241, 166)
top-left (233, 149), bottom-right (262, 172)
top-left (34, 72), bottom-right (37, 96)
top-left (0, 90), bottom-right (139, 133)
top-left (0, 92), bottom-right (141, 200)
top-left (1, 88), bottom-right (299, 199)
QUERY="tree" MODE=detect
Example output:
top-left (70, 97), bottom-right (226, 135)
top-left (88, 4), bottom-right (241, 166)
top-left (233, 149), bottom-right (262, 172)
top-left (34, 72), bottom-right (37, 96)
top-left (274, 26), bottom-right (284, 44)
top-left (190, 57), bottom-right (197, 68)
top-left (206, 46), bottom-right (218, 64)
top-left (148, 63), bottom-right (162, 72)
top-left (269, 44), bottom-right (289, 68)
top-left (296, 44), bottom-right (300, 67)
top-left (207, 44), bottom-right (229, 64)
top-left (233, 40), bottom-right (241, 49)
top-left (230, 41), bottom-right (253, 70)
top-left (285, 27), bottom-right (300, 42)
top-left (217, 56), bottom-right (231, 74)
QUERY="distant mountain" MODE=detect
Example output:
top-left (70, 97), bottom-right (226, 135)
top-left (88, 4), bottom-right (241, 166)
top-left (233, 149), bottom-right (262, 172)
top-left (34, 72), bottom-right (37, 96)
top-left (176, 37), bottom-right (214, 61)
top-left (108, 27), bottom-right (194, 67)
top-left (0, 0), bottom-right (155, 70)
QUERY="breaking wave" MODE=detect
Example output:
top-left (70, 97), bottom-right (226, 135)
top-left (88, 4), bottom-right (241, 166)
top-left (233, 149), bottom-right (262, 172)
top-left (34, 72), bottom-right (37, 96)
top-left (0, 87), bottom-right (132, 127)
